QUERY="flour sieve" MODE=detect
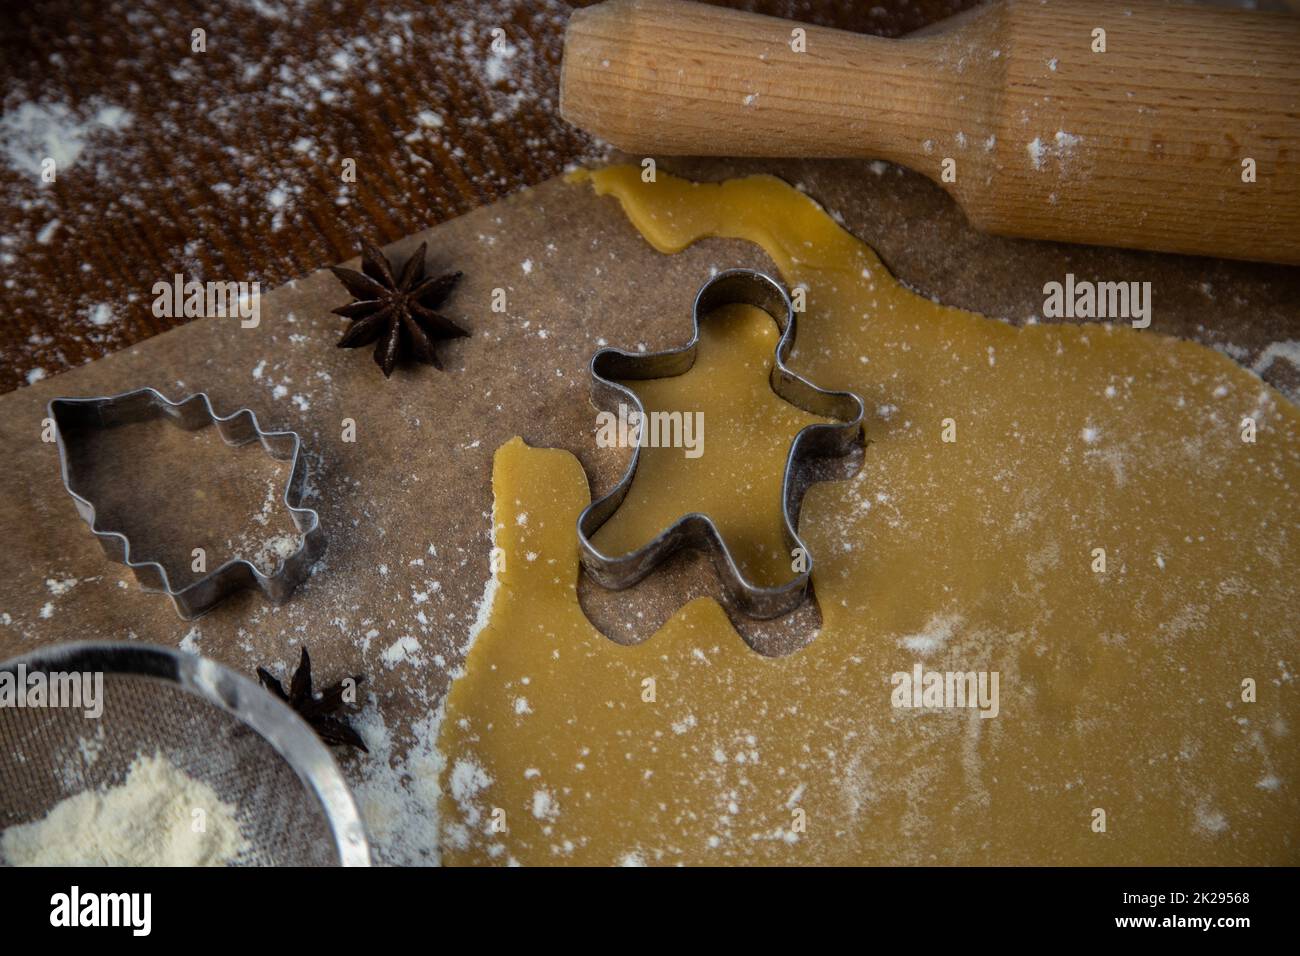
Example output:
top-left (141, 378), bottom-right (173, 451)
top-left (0, 642), bottom-right (369, 866)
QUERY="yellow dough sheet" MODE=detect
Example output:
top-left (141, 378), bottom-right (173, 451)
top-left (437, 166), bottom-right (1299, 866)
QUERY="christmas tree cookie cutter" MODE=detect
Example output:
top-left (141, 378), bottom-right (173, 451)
top-left (48, 387), bottom-right (326, 620)
top-left (577, 269), bottom-right (865, 619)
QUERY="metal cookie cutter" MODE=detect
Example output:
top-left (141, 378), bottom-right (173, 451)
top-left (577, 269), bottom-right (865, 619)
top-left (49, 388), bottom-right (326, 620)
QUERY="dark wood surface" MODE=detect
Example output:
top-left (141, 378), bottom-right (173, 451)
top-left (0, 0), bottom-right (982, 394)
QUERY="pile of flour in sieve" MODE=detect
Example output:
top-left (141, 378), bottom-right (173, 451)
top-left (1, 752), bottom-right (249, 866)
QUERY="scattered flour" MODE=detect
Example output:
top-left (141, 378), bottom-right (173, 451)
top-left (1026, 130), bottom-right (1083, 171)
top-left (348, 521), bottom-right (503, 865)
top-left (1026, 137), bottom-right (1046, 170)
top-left (0, 100), bottom-right (132, 177)
top-left (530, 787), bottom-right (557, 820)
top-left (247, 524), bottom-right (298, 568)
top-left (1194, 802), bottom-right (1229, 836)
top-left (349, 707), bottom-right (445, 865)
top-left (381, 635), bottom-right (422, 668)
top-left (898, 613), bottom-right (962, 657)
top-left (179, 626), bottom-right (201, 654)
top-left (482, 37), bottom-right (518, 84)
top-left (87, 303), bottom-right (114, 327)
top-left (1253, 340), bottom-right (1300, 377)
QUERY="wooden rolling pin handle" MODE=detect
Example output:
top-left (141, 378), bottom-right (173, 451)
top-left (561, 0), bottom-right (1300, 264)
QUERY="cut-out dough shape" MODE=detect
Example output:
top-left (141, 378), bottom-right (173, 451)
top-left (437, 167), bottom-right (1298, 865)
top-left (590, 300), bottom-right (836, 592)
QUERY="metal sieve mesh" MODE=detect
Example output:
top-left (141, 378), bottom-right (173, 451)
top-left (0, 643), bottom-right (369, 866)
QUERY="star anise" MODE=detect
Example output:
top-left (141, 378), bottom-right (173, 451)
top-left (257, 647), bottom-right (368, 752)
top-left (329, 238), bottom-right (468, 377)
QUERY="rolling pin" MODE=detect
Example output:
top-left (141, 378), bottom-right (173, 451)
top-left (560, 0), bottom-right (1300, 264)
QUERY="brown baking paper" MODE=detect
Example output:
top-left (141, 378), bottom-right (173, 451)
top-left (1, 158), bottom-right (1296, 863)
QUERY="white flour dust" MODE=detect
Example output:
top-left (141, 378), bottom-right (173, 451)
top-left (0, 752), bottom-right (249, 866)
top-left (0, 100), bottom-right (133, 177)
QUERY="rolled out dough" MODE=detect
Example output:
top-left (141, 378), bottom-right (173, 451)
top-left (437, 166), bottom-right (1298, 865)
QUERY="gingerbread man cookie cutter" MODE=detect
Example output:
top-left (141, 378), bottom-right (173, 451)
top-left (48, 388), bottom-right (326, 620)
top-left (577, 269), bottom-right (865, 619)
